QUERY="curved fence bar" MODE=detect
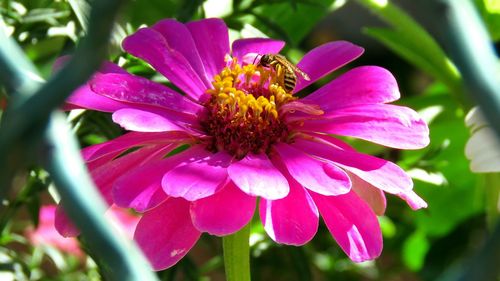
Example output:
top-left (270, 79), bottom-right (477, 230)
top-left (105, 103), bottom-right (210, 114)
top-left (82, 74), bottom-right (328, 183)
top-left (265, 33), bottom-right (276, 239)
top-left (45, 112), bottom-right (159, 281)
top-left (0, 1), bottom-right (159, 280)
top-left (420, 0), bottom-right (500, 137)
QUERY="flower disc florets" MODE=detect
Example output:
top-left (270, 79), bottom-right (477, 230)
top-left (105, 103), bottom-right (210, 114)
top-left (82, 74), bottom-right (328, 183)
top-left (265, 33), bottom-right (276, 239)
top-left (202, 58), bottom-right (295, 159)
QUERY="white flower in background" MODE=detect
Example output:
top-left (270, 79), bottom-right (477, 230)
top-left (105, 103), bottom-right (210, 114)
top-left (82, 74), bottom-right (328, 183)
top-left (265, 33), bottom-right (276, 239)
top-left (465, 106), bottom-right (500, 173)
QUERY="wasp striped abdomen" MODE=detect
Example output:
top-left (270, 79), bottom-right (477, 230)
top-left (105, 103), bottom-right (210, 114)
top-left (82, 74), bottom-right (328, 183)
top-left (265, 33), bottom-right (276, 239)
top-left (283, 69), bottom-right (297, 92)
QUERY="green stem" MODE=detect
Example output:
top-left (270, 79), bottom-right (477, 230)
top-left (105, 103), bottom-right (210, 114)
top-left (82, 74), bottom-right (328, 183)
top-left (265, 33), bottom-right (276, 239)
top-left (223, 223), bottom-right (251, 281)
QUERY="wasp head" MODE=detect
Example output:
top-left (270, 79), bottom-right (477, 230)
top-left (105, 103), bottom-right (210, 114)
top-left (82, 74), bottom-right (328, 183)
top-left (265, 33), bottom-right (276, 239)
top-left (260, 54), bottom-right (273, 66)
top-left (254, 54), bottom-right (273, 67)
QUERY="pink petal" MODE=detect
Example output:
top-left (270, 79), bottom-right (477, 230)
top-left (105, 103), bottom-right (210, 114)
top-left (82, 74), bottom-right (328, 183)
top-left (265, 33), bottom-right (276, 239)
top-left (350, 173), bottom-right (387, 216)
top-left (153, 19), bottom-right (213, 90)
top-left (259, 177), bottom-right (319, 245)
top-left (303, 66), bottom-right (400, 112)
top-left (228, 153), bottom-right (289, 200)
top-left (82, 131), bottom-right (190, 163)
top-left (86, 148), bottom-right (124, 172)
top-left (91, 145), bottom-right (169, 204)
top-left (112, 163), bottom-right (168, 212)
top-left (90, 73), bottom-right (204, 116)
top-left (294, 41), bottom-right (364, 93)
top-left (112, 108), bottom-right (185, 132)
top-left (134, 198), bottom-right (201, 270)
top-left (311, 191), bottom-right (382, 262)
top-left (186, 18), bottom-right (229, 80)
top-left (274, 143), bottom-right (351, 196)
top-left (162, 147), bottom-right (231, 201)
top-left (398, 190), bottom-right (428, 210)
top-left (190, 182), bottom-right (256, 236)
top-left (301, 104), bottom-right (430, 149)
top-left (113, 146), bottom-right (202, 212)
top-left (231, 38), bottom-right (285, 63)
top-left (66, 85), bottom-right (127, 112)
top-left (64, 60), bottom-right (129, 112)
top-left (294, 139), bottom-right (421, 209)
top-left (297, 132), bottom-right (355, 152)
top-left (55, 204), bottom-right (80, 237)
top-left (122, 27), bottom-right (207, 99)
top-left (59, 57), bottom-right (130, 112)
top-left (294, 138), bottom-right (412, 193)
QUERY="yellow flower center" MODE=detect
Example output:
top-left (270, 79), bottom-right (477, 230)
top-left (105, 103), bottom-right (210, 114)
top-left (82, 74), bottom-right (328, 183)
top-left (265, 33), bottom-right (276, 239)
top-left (202, 58), bottom-right (296, 158)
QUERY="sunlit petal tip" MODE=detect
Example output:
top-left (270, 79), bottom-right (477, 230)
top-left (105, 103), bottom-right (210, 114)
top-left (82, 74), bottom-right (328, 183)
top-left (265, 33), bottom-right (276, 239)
top-left (398, 190), bottom-right (428, 210)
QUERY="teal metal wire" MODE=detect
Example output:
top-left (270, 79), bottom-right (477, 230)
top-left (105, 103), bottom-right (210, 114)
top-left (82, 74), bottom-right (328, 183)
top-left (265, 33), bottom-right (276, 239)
top-left (45, 112), bottom-right (159, 281)
top-left (0, 1), bottom-right (159, 280)
top-left (421, 0), bottom-right (500, 137)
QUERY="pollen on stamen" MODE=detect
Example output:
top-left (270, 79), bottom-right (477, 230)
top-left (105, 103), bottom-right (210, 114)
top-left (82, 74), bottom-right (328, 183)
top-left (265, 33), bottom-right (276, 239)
top-left (201, 58), bottom-right (297, 159)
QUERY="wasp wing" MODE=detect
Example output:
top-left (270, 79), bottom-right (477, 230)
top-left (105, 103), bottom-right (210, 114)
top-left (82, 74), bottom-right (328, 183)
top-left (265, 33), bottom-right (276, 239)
top-left (274, 54), bottom-right (310, 81)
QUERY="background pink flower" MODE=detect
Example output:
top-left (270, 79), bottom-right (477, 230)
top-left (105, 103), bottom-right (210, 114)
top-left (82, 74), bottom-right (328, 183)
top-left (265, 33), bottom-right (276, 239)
top-left (55, 204), bottom-right (139, 239)
top-left (26, 205), bottom-right (83, 257)
top-left (57, 18), bottom-right (429, 270)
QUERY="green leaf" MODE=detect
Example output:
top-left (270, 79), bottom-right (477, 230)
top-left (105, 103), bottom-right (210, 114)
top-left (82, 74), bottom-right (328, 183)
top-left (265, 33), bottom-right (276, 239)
top-left (244, 0), bottom-right (336, 46)
top-left (177, 0), bottom-right (205, 21)
top-left (122, 0), bottom-right (185, 27)
top-left (26, 193), bottom-right (41, 227)
top-left (355, 0), bottom-right (467, 107)
top-left (364, 28), bottom-right (455, 90)
top-left (393, 84), bottom-right (485, 272)
top-left (24, 36), bottom-right (66, 62)
top-left (67, 0), bottom-right (90, 31)
top-left (355, 0), bottom-right (451, 69)
top-left (475, 0), bottom-right (500, 41)
top-left (379, 216), bottom-right (396, 238)
top-left (402, 87), bottom-right (483, 238)
top-left (402, 231), bottom-right (430, 271)
top-left (22, 8), bottom-right (70, 24)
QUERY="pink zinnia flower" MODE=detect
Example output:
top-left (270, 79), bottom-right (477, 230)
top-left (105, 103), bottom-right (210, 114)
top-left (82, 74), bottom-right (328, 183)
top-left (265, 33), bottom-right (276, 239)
top-left (26, 205), bottom-right (83, 257)
top-left (57, 18), bottom-right (429, 270)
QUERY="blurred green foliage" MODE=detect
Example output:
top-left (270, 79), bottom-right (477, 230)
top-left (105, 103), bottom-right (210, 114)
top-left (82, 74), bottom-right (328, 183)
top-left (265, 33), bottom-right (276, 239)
top-left (475, 0), bottom-right (500, 41)
top-left (1, 0), bottom-right (498, 280)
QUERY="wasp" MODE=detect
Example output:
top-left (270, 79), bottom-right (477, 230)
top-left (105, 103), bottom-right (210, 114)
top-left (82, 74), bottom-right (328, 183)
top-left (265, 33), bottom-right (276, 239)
top-left (256, 54), bottom-right (310, 92)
